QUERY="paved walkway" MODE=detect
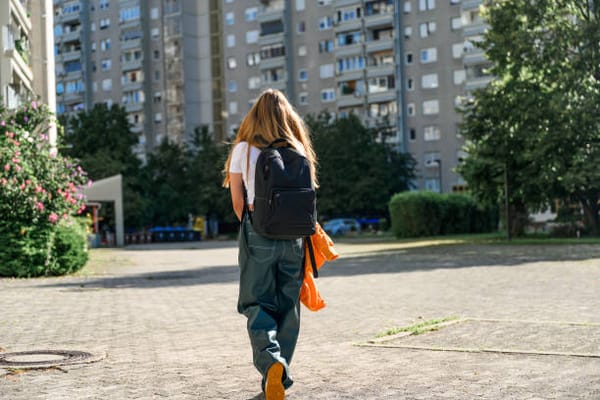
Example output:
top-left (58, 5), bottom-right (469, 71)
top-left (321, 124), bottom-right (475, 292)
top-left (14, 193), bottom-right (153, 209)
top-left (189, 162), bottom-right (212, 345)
top-left (1, 240), bottom-right (600, 399)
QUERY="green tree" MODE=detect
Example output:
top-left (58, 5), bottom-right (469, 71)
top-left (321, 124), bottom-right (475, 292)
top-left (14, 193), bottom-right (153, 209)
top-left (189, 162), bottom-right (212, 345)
top-left (62, 104), bottom-right (147, 229)
top-left (307, 113), bottom-right (415, 219)
top-left (459, 0), bottom-right (600, 235)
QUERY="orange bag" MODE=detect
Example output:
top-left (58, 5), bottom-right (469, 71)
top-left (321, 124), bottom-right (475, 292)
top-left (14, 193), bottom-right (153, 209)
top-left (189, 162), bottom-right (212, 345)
top-left (300, 223), bottom-right (339, 311)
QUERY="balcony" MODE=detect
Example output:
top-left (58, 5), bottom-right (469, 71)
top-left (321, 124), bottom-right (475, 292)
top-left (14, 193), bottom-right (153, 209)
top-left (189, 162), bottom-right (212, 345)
top-left (259, 56), bottom-right (285, 70)
top-left (337, 93), bottom-right (364, 108)
top-left (368, 89), bottom-right (396, 104)
top-left (334, 19), bottom-right (362, 33)
top-left (125, 102), bottom-right (144, 113)
top-left (334, 43), bottom-right (363, 58)
top-left (366, 63), bottom-right (395, 78)
top-left (461, 0), bottom-right (482, 11)
top-left (59, 11), bottom-right (81, 24)
top-left (257, 7), bottom-right (284, 24)
top-left (61, 49), bottom-right (81, 62)
top-left (122, 80), bottom-right (143, 91)
top-left (121, 38), bottom-right (142, 50)
top-left (258, 32), bottom-right (284, 46)
top-left (8, 44), bottom-right (34, 84)
top-left (121, 58), bottom-right (143, 71)
top-left (261, 80), bottom-right (286, 91)
top-left (463, 49), bottom-right (487, 66)
top-left (334, 0), bottom-right (361, 7)
top-left (365, 37), bottom-right (394, 53)
top-left (465, 75), bottom-right (494, 91)
top-left (463, 21), bottom-right (487, 37)
top-left (364, 13), bottom-right (394, 29)
top-left (335, 70), bottom-right (363, 81)
top-left (60, 29), bottom-right (81, 43)
top-left (10, 0), bottom-right (32, 32)
top-left (62, 91), bottom-right (84, 103)
top-left (130, 123), bottom-right (144, 134)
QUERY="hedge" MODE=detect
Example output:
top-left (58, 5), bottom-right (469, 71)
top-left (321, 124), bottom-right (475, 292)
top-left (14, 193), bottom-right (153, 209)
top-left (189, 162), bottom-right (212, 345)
top-left (389, 192), bottom-right (498, 238)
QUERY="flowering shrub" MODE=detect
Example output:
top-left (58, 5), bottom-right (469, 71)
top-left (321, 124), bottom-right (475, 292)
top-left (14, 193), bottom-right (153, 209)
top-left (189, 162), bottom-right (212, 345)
top-left (0, 101), bottom-right (90, 277)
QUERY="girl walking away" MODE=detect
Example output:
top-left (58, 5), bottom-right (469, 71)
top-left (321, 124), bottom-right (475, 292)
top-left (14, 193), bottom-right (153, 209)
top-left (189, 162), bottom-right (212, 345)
top-left (223, 89), bottom-right (318, 399)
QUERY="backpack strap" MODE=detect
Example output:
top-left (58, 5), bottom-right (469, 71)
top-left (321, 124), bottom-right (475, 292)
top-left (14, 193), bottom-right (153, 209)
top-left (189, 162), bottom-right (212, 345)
top-left (268, 138), bottom-right (289, 148)
top-left (306, 235), bottom-right (318, 278)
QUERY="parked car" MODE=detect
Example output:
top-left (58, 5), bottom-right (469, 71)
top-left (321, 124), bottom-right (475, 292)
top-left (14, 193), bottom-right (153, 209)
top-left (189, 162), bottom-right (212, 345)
top-left (322, 218), bottom-right (361, 236)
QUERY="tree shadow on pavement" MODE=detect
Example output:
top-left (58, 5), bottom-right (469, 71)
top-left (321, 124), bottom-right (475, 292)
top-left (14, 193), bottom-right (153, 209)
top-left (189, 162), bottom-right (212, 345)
top-left (33, 244), bottom-right (600, 290)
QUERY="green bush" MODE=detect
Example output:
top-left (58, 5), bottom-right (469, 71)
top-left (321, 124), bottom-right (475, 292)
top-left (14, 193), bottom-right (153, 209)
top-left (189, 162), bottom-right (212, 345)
top-left (389, 192), bottom-right (498, 238)
top-left (0, 101), bottom-right (90, 277)
top-left (50, 219), bottom-right (89, 275)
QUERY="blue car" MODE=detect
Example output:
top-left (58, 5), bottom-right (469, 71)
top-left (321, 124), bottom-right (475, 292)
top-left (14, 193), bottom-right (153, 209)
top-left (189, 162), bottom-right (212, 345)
top-left (322, 218), bottom-right (361, 236)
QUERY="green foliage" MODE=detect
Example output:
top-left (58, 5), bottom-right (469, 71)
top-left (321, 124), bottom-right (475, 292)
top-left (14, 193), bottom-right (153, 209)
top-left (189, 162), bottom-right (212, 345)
top-left (459, 0), bottom-right (600, 235)
top-left (62, 103), bottom-right (147, 229)
top-left (389, 192), bottom-right (497, 238)
top-left (0, 101), bottom-right (89, 277)
top-left (51, 218), bottom-right (89, 275)
top-left (306, 113), bottom-right (415, 219)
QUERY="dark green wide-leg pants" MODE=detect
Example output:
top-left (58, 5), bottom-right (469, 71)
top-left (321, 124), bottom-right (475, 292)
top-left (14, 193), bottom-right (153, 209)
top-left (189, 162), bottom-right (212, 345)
top-left (238, 216), bottom-right (304, 390)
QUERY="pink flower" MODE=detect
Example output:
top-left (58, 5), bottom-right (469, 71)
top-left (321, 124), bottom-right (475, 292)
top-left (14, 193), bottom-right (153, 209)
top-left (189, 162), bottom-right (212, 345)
top-left (35, 185), bottom-right (43, 193)
top-left (31, 101), bottom-right (37, 110)
top-left (0, 120), bottom-right (4, 126)
top-left (15, 165), bottom-right (21, 172)
top-left (3, 164), bottom-right (9, 171)
top-left (48, 213), bottom-right (59, 223)
top-left (87, 180), bottom-right (93, 187)
top-left (36, 202), bottom-right (44, 211)
top-left (25, 179), bottom-right (31, 185)
top-left (1, 178), bottom-right (7, 185)
top-left (19, 184), bottom-right (25, 190)
top-left (23, 116), bottom-right (28, 123)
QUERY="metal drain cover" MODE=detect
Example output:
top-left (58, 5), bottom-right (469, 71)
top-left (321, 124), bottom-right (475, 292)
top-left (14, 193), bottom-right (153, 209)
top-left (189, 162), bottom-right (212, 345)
top-left (0, 350), bottom-right (106, 369)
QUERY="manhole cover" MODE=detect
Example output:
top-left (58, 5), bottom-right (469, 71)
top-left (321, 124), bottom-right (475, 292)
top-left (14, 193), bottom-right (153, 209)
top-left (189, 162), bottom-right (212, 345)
top-left (0, 350), bottom-right (106, 369)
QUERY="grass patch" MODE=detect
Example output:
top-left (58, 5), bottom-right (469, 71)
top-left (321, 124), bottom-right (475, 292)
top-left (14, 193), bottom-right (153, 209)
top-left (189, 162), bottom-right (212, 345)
top-left (377, 316), bottom-right (459, 338)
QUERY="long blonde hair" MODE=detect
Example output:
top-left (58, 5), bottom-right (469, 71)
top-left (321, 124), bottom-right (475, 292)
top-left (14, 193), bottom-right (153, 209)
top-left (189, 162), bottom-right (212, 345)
top-left (222, 88), bottom-right (318, 188)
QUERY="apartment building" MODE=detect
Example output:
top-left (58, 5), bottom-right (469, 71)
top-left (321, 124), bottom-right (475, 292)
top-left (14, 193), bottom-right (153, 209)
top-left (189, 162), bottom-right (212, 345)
top-left (222, 0), bottom-right (469, 193)
top-left (53, 0), bottom-right (223, 160)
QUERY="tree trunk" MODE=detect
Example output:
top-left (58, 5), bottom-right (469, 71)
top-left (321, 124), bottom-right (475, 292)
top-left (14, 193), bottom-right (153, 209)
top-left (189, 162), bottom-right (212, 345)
top-left (510, 199), bottom-right (529, 237)
top-left (580, 194), bottom-right (600, 236)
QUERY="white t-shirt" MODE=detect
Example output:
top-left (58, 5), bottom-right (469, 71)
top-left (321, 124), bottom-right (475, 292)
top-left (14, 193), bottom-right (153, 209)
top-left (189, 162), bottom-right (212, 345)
top-left (229, 140), bottom-right (307, 205)
top-left (229, 141), bottom-right (261, 205)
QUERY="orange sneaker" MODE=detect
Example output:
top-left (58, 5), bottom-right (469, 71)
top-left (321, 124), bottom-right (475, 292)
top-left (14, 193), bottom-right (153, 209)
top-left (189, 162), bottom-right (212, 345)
top-left (265, 362), bottom-right (285, 400)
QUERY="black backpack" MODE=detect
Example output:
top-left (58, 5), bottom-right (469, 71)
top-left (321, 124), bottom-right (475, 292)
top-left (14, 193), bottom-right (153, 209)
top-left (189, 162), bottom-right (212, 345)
top-left (250, 138), bottom-right (316, 240)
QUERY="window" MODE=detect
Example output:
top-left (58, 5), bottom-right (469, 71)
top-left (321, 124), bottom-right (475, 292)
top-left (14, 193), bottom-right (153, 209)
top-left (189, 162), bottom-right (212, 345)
top-left (423, 99), bottom-right (440, 115)
top-left (56, 83), bottom-right (64, 94)
top-left (424, 125), bottom-right (441, 141)
top-left (368, 75), bottom-right (395, 93)
top-left (298, 69), bottom-right (308, 81)
top-left (409, 128), bottom-right (416, 141)
top-left (421, 73), bottom-right (439, 89)
top-left (425, 178), bottom-right (440, 193)
top-left (101, 59), bottom-right (111, 71)
top-left (451, 17), bottom-right (462, 30)
top-left (102, 78), bottom-right (112, 91)
top-left (319, 40), bottom-right (334, 53)
top-left (227, 57), bottom-right (237, 69)
top-left (91, 42), bottom-right (96, 52)
top-left (246, 30), bottom-right (259, 44)
top-left (420, 47), bottom-right (437, 63)
top-left (100, 18), bottom-right (110, 29)
top-left (154, 113), bottom-right (162, 123)
top-left (318, 16), bottom-right (333, 30)
top-left (245, 7), bottom-right (258, 21)
top-left (419, 0), bottom-right (435, 10)
top-left (228, 80), bottom-right (237, 93)
top-left (452, 43), bottom-right (463, 58)
top-left (260, 44), bottom-right (285, 59)
top-left (153, 92), bottom-right (162, 103)
top-left (248, 76), bottom-right (261, 89)
top-left (229, 101), bottom-right (238, 115)
top-left (454, 69), bottom-right (466, 85)
top-left (225, 12), bottom-right (234, 25)
top-left (151, 7), bottom-right (159, 19)
top-left (153, 50), bottom-right (160, 59)
top-left (407, 77), bottom-right (414, 90)
top-left (404, 26), bottom-right (412, 39)
top-left (419, 21), bottom-right (436, 37)
top-left (154, 70), bottom-right (160, 81)
top-left (407, 103), bottom-right (416, 116)
top-left (336, 6), bottom-right (361, 23)
top-left (298, 45), bottom-right (307, 56)
top-left (298, 92), bottom-right (308, 105)
top-left (404, 1), bottom-right (412, 13)
top-left (296, 0), bottom-right (305, 10)
top-left (262, 68), bottom-right (284, 83)
top-left (297, 21), bottom-right (306, 33)
top-left (405, 53), bottom-right (413, 64)
top-left (151, 28), bottom-right (160, 39)
top-left (246, 52), bottom-right (260, 66)
top-left (227, 34), bottom-right (236, 48)
top-left (100, 39), bottom-right (110, 51)
top-left (318, 0), bottom-right (332, 5)
top-left (99, 0), bottom-right (109, 10)
top-left (91, 22), bottom-right (96, 31)
top-left (337, 56), bottom-right (365, 73)
top-left (337, 31), bottom-right (361, 46)
top-left (320, 64), bottom-right (334, 79)
top-left (120, 6), bottom-right (140, 22)
top-left (321, 88), bottom-right (335, 103)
